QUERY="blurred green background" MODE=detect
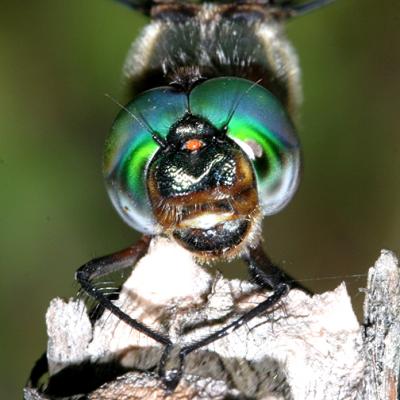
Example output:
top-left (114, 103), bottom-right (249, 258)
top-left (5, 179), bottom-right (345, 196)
top-left (1, 0), bottom-right (399, 398)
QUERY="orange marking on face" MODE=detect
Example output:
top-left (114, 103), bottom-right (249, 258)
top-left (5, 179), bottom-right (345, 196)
top-left (184, 139), bottom-right (204, 151)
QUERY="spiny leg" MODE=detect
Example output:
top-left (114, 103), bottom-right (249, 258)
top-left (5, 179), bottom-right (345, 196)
top-left (277, 0), bottom-right (335, 17)
top-left (161, 244), bottom-right (293, 391)
top-left (244, 243), bottom-right (313, 295)
top-left (114, 0), bottom-right (152, 12)
top-left (77, 237), bottom-right (309, 390)
top-left (76, 235), bottom-right (171, 347)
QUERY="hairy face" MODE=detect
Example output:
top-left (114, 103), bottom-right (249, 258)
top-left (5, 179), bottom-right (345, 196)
top-left (147, 115), bottom-right (261, 261)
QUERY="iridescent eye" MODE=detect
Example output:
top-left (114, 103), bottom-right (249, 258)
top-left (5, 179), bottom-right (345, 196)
top-left (103, 87), bottom-right (188, 233)
top-left (190, 77), bottom-right (300, 215)
top-left (104, 77), bottom-right (300, 234)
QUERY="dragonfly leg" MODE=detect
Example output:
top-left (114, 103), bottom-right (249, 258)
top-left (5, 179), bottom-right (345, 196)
top-left (161, 244), bottom-right (294, 391)
top-left (243, 244), bottom-right (313, 295)
top-left (280, 0), bottom-right (335, 17)
top-left (76, 235), bottom-right (172, 347)
top-left (78, 240), bottom-right (309, 391)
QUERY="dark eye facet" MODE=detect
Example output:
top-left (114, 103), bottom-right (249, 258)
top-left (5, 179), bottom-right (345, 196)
top-left (189, 77), bottom-right (301, 215)
top-left (103, 87), bottom-right (188, 233)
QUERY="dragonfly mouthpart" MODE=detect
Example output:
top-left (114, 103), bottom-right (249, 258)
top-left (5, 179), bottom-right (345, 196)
top-left (173, 216), bottom-right (252, 260)
top-left (178, 211), bottom-right (235, 230)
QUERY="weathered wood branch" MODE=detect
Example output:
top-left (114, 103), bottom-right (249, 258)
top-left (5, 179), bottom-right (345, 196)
top-left (24, 239), bottom-right (400, 399)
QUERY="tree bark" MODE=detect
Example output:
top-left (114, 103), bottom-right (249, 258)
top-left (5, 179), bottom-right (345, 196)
top-left (24, 239), bottom-right (400, 399)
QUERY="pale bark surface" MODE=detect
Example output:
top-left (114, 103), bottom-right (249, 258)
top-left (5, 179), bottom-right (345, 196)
top-left (360, 250), bottom-right (400, 400)
top-left (24, 239), bottom-right (400, 399)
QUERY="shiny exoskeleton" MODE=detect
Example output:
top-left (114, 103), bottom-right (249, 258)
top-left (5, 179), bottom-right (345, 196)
top-left (148, 114), bottom-right (259, 257)
top-left (29, 0), bottom-right (334, 394)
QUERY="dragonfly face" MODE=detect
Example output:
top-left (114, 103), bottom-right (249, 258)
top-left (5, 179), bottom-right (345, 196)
top-left (104, 2), bottom-right (303, 261)
top-left (147, 113), bottom-right (261, 259)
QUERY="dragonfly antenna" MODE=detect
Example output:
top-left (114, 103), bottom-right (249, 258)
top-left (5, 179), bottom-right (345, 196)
top-left (105, 93), bottom-right (166, 148)
top-left (223, 78), bottom-right (263, 131)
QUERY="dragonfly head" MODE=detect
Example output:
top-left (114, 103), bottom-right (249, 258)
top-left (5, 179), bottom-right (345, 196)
top-left (104, 77), bottom-right (300, 262)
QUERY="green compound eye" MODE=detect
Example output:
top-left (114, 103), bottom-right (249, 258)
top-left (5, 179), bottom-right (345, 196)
top-left (104, 77), bottom-right (300, 234)
top-left (103, 87), bottom-right (188, 233)
top-left (189, 77), bottom-right (300, 215)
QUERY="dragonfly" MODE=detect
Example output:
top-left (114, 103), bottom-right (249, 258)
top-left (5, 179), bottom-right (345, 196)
top-left (28, 0), bottom-right (333, 396)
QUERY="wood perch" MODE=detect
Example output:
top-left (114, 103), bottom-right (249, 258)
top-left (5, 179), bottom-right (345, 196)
top-left (24, 238), bottom-right (400, 399)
